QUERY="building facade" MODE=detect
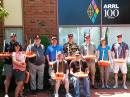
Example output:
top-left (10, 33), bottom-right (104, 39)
top-left (0, 0), bottom-right (58, 45)
top-left (0, 0), bottom-right (130, 50)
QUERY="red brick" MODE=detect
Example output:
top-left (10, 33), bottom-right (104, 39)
top-left (23, 0), bottom-right (58, 40)
top-left (0, 0), bottom-right (58, 45)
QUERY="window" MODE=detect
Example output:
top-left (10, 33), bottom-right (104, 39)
top-left (5, 28), bottom-right (23, 44)
top-left (59, 26), bottom-right (100, 47)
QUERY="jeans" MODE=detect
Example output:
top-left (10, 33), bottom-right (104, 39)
top-left (71, 77), bottom-right (90, 97)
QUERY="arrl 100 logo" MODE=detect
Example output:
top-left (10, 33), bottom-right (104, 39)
top-left (104, 4), bottom-right (119, 19)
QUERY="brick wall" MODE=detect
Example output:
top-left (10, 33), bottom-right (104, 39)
top-left (0, 22), bottom-right (4, 45)
top-left (23, 0), bottom-right (58, 40)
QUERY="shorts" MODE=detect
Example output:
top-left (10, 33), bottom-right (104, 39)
top-left (113, 63), bottom-right (127, 74)
top-left (3, 64), bottom-right (13, 77)
top-left (13, 69), bottom-right (25, 82)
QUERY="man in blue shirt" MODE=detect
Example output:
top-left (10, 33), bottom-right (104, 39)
top-left (46, 36), bottom-right (63, 76)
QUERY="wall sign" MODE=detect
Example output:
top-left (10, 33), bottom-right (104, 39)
top-left (58, 0), bottom-right (101, 25)
top-left (58, 0), bottom-right (130, 25)
top-left (102, 0), bottom-right (130, 24)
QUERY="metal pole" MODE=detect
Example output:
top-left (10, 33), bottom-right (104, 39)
top-left (100, 0), bottom-right (103, 38)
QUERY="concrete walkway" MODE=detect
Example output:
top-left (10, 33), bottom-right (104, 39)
top-left (0, 88), bottom-right (130, 97)
top-left (0, 81), bottom-right (130, 97)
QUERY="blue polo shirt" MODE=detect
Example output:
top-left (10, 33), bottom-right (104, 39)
top-left (45, 44), bottom-right (63, 61)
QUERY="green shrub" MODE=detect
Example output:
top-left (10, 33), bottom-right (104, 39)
top-left (127, 64), bottom-right (130, 81)
top-left (40, 35), bottom-right (50, 49)
top-left (0, 45), bottom-right (3, 52)
top-left (95, 63), bottom-right (130, 83)
top-left (0, 60), bottom-right (4, 90)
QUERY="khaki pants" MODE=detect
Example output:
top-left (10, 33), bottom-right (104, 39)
top-left (29, 62), bottom-right (45, 90)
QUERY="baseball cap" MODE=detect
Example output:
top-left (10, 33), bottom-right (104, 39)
top-left (117, 33), bottom-right (122, 38)
top-left (10, 33), bottom-right (16, 37)
top-left (75, 51), bottom-right (80, 56)
top-left (57, 51), bottom-right (62, 55)
top-left (51, 36), bottom-right (57, 40)
top-left (100, 37), bottom-right (105, 41)
top-left (35, 35), bottom-right (40, 39)
top-left (85, 33), bottom-right (90, 38)
top-left (34, 35), bottom-right (40, 39)
top-left (68, 34), bottom-right (73, 37)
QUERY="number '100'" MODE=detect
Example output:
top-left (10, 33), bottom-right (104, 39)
top-left (104, 9), bottom-right (119, 18)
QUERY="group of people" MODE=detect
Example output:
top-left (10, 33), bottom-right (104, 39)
top-left (1, 32), bottom-right (129, 97)
top-left (2, 34), bottom-right (45, 97)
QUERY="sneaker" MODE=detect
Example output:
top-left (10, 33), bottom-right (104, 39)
top-left (31, 90), bottom-right (37, 96)
top-left (91, 85), bottom-right (97, 89)
top-left (54, 93), bottom-right (59, 97)
top-left (19, 93), bottom-right (27, 97)
top-left (113, 84), bottom-right (118, 89)
top-left (105, 85), bottom-right (110, 89)
top-left (66, 93), bottom-right (72, 97)
top-left (102, 85), bottom-right (105, 89)
top-left (37, 89), bottom-right (43, 92)
top-left (123, 84), bottom-right (128, 90)
top-left (4, 94), bottom-right (9, 97)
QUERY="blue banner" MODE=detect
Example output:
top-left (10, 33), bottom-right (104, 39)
top-left (58, 0), bottom-right (101, 25)
top-left (58, 0), bottom-right (130, 25)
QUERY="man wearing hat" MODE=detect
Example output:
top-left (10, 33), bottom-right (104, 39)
top-left (27, 35), bottom-right (45, 95)
top-left (3, 33), bottom-right (20, 97)
top-left (80, 33), bottom-right (97, 89)
top-left (63, 34), bottom-right (79, 57)
top-left (46, 36), bottom-right (63, 76)
top-left (70, 51), bottom-right (90, 97)
top-left (111, 33), bottom-right (129, 89)
top-left (51, 51), bottom-right (72, 97)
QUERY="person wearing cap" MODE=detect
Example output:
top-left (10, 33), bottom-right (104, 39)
top-left (111, 34), bottom-right (129, 89)
top-left (63, 34), bottom-right (79, 57)
top-left (51, 51), bottom-right (72, 97)
top-left (3, 33), bottom-right (20, 97)
top-left (80, 33), bottom-right (97, 89)
top-left (27, 35), bottom-right (45, 95)
top-left (46, 36), bottom-right (63, 76)
top-left (70, 51), bottom-right (90, 97)
top-left (97, 37), bottom-right (111, 89)
top-left (12, 43), bottom-right (26, 97)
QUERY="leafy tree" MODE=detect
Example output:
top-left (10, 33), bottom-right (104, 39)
top-left (105, 27), bottom-right (108, 45)
top-left (0, 4), bottom-right (9, 20)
